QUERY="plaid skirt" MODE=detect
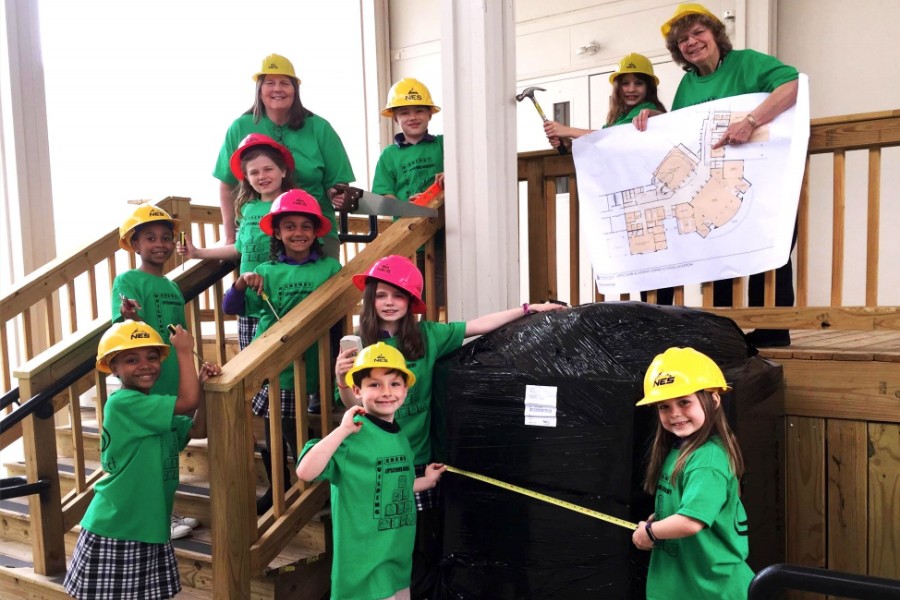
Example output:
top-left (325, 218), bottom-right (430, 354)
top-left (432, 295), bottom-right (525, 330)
top-left (64, 529), bottom-right (181, 599)
top-left (238, 315), bottom-right (259, 350)
top-left (251, 386), bottom-right (298, 419)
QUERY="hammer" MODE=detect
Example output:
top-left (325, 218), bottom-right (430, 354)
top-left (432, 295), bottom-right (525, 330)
top-left (516, 86), bottom-right (568, 155)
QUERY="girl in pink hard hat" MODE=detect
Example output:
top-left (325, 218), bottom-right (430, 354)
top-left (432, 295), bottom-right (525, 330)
top-left (334, 254), bottom-right (565, 595)
top-left (223, 188), bottom-right (341, 514)
top-left (180, 133), bottom-right (295, 352)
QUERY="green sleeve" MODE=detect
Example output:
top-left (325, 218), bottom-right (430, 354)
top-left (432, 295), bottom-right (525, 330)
top-left (315, 118), bottom-right (355, 188)
top-left (371, 148), bottom-right (397, 197)
top-left (213, 117), bottom-right (246, 186)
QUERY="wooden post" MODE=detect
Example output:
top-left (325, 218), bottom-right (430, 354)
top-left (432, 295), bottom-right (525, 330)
top-left (208, 385), bottom-right (256, 599)
top-left (18, 376), bottom-right (66, 575)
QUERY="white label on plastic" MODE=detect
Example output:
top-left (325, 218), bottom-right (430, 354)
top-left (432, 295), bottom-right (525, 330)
top-left (524, 385), bottom-right (557, 427)
top-left (525, 415), bottom-right (557, 427)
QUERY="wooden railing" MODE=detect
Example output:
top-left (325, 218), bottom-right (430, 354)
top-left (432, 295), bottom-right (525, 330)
top-left (3, 190), bottom-right (445, 599)
top-left (202, 201), bottom-right (443, 597)
top-left (518, 109), bottom-right (900, 330)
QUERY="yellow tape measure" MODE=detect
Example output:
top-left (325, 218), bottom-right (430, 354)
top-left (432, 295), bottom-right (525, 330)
top-left (446, 465), bottom-right (637, 530)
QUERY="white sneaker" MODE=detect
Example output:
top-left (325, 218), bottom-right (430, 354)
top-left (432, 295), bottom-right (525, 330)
top-left (172, 513), bottom-right (200, 529)
top-left (170, 519), bottom-right (191, 540)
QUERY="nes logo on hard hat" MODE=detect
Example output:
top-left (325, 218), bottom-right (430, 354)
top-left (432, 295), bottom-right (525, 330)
top-left (374, 353), bottom-right (389, 364)
top-left (130, 330), bottom-right (151, 340)
top-left (626, 62), bottom-right (636, 69)
top-left (403, 87), bottom-right (424, 102)
top-left (654, 374), bottom-right (676, 387)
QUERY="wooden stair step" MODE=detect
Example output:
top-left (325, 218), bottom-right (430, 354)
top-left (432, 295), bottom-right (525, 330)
top-left (0, 538), bottom-right (218, 599)
top-left (0, 501), bottom-right (325, 599)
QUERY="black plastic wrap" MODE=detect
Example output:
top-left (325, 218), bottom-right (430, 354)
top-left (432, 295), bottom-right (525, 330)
top-left (432, 301), bottom-right (784, 599)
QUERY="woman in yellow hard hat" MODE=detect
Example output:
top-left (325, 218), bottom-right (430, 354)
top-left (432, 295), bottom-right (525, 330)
top-left (631, 347), bottom-right (754, 599)
top-left (212, 53), bottom-right (355, 259)
top-left (544, 52), bottom-right (667, 148)
top-left (641, 4), bottom-right (800, 349)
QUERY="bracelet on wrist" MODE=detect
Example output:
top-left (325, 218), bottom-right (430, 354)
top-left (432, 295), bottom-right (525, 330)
top-left (746, 114), bottom-right (758, 129)
top-left (645, 521), bottom-right (660, 545)
top-left (522, 302), bottom-right (530, 315)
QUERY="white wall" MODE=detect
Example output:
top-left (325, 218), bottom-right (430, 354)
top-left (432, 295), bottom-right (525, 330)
top-left (37, 0), bottom-right (372, 255)
top-left (387, 0), bottom-right (899, 307)
top-left (777, 0), bottom-right (900, 305)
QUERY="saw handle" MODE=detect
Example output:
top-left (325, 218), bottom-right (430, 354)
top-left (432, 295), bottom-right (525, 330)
top-left (410, 181), bottom-right (443, 207)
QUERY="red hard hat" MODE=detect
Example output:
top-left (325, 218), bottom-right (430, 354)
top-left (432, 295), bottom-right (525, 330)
top-left (258, 189), bottom-right (330, 238)
top-left (352, 255), bottom-right (426, 314)
top-left (229, 133), bottom-right (295, 181)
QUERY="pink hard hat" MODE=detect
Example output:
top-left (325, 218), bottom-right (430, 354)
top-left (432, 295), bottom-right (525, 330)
top-left (352, 255), bottom-right (426, 314)
top-left (258, 189), bottom-right (330, 238)
top-left (229, 133), bottom-right (295, 181)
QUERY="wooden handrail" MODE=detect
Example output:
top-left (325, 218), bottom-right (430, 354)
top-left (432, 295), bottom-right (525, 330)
top-left (517, 110), bottom-right (900, 329)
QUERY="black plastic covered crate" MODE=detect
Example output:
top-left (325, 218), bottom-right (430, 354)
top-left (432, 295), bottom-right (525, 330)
top-left (431, 302), bottom-right (784, 599)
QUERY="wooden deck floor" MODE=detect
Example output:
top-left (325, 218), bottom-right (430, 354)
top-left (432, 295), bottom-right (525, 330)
top-left (752, 329), bottom-right (900, 423)
top-left (757, 329), bottom-right (900, 362)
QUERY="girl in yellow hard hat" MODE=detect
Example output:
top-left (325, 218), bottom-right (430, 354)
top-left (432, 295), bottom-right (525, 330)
top-left (64, 321), bottom-right (219, 599)
top-left (632, 347), bottom-right (753, 599)
top-left (544, 52), bottom-right (667, 147)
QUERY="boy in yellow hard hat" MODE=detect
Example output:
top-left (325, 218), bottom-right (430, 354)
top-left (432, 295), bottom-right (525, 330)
top-left (372, 77), bottom-right (444, 203)
top-left (297, 343), bottom-right (446, 600)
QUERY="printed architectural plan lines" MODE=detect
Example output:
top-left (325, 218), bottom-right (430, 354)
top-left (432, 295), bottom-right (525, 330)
top-left (573, 76), bottom-right (810, 294)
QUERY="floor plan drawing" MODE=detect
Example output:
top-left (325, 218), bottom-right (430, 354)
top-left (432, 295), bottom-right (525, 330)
top-left (573, 78), bottom-right (810, 294)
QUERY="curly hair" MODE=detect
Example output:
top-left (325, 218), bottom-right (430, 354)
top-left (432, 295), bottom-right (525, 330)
top-left (267, 213), bottom-right (324, 261)
top-left (665, 13), bottom-right (733, 71)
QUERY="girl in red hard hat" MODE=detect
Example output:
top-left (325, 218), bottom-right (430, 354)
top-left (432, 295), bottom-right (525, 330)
top-left (179, 133), bottom-right (295, 352)
top-left (223, 188), bottom-right (341, 514)
top-left (334, 254), bottom-right (565, 595)
top-left (632, 347), bottom-right (753, 599)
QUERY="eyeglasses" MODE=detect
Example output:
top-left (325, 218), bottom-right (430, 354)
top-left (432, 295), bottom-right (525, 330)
top-left (677, 26), bottom-right (708, 46)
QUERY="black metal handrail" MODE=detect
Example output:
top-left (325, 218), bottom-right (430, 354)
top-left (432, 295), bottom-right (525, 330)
top-left (0, 260), bottom-right (237, 438)
top-left (1, 387), bottom-right (20, 411)
top-left (749, 564), bottom-right (900, 599)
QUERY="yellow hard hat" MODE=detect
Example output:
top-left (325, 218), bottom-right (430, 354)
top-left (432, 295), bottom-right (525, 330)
top-left (661, 3), bottom-right (722, 38)
top-left (636, 347), bottom-right (730, 406)
top-left (253, 53), bottom-right (300, 83)
top-left (119, 204), bottom-right (180, 251)
top-left (345, 342), bottom-right (416, 388)
top-left (609, 53), bottom-right (659, 85)
top-left (96, 320), bottom-right (170, 374)
top-left (381, 78), bottom-right (441, 117)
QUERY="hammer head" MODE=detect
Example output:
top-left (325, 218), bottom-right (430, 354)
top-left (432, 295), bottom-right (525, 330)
top-left (516, 86), bottom-right (546, 102)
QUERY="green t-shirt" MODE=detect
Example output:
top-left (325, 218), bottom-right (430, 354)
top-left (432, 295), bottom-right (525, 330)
top-left (672, 49), bottom-right (799, 110)
top-left (111, 269), bottom-right (186, 396)
top-left (384, 320), bottom-right (466, 464)
top-left (234, 198), bottom-right (274, 277)
top-left (81, 389), bottom-right (193, 544)
top-left (213, 113), bottom-right (355, 241)
top-left (372, 135), bottom-right (444, 202)
top-left (605, 101), bottom-right (661, 128)
top-left (245, 256), bottom-right (342, 393)
top-left (648, 437), bottom-right (754, 600)
top-left (301, 416), bottom-right (416, 600)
